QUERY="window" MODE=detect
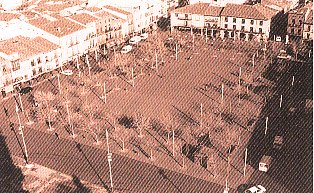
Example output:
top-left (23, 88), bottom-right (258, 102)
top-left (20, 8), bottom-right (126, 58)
top-left (292, 19), bottom-right (295, 24)
top-left (250, 20), bottom-right (254, 25)
top-left (307, 33), bottom-right (310, 39)
top-left (224, 24), bottom-right (228, 29)
top-left (260, 21), bottom-right (263, 26)
top-left (175, 13), bottom-right (178, 17)
top-left (242, 19), bottom-right (245, 24)
top-left (241, 26), bottom-right (245, 31)
top-left (259, 28), bottom-right (262, 33)
top-left (225, 17), bottom-right (228, 22)
top-left (233, 25), bottom-right (236, 30)
top-left (31, 60), bottom-right (35, 66)
top-left (250, 27), bottom-right (253, 32)
top-left (299, 20), bottom-right (302, 25)
top-left (308, 25), bottom-right (311, 31)
top-left (233, 18), bottom-right (236, 23)
top-left (12, 61), bottom-right (20, 71)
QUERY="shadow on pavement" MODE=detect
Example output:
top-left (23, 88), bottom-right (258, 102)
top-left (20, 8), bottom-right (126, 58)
top-left (55, 175), bottom-right (92, 193)
top-left (246, 58), bottom-right (313, 192)
top-left (158, 169), bottom-right (183, 193)
top-left (0, 133), bottom-right (28, 193)
top-left (75, 143), bottom-right (112, 193)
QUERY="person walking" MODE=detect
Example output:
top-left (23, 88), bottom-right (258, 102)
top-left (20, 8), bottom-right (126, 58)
top-left (3, 106), bottom-right (9, 117)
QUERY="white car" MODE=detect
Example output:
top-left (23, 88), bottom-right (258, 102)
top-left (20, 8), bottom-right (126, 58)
top-left (121, 45), bottom-right (132, 54)
top-left (129, 36), bottom-right (141, 44)
top-left (275, 36), bottom-right (282, 42)
top-left (245, 185), bottom-right (266, 193)
top-left (273, 135), bottom-right (283, 149)
top-left (140, 33), bottom-right (148, 40)
top-left (60, 69), bottom-right (73, 76)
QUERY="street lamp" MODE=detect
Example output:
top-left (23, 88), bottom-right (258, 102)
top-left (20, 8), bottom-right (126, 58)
top-left (15, 104), bottom-right (33, 168)
top-left (106, 129), bottom-right (114, 190)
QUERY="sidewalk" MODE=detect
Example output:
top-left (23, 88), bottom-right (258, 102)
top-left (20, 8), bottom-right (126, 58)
top-left (2, 30), bottom-right (275, 191)
top-left (14, 156), bottom-right (108, 193)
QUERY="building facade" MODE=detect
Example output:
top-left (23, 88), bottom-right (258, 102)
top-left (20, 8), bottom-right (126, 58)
top-left (220, 3), bottom-right (280, 41)
top-left (171, 3), bottom-right (223, 37)
top-left (0, 36), bottom-right (60, 93)
top-left (171, 3), bottom-right (281, 41)
top-left (189, 0), bottom-right (246, 6)
top-left (303, 9), bottom-right (313, 41)
top-left (287, 3), bottom-right (313, 41)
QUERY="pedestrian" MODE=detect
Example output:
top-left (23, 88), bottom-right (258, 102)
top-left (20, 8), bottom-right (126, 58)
top-left (3, 106), bottom-right (8, 117)
top-left (54, 132), bottom-right (60, 139)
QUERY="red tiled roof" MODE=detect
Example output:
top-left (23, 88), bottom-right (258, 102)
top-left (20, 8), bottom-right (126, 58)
top-left (103, 5), bottom-right (131, 15)
top-left (305, 10), bottom-right (313, 24)
top-left (28, 14), bottom-right (85, 37)
top-left (68, 13), bottom-right (98, 25)
top-left (86, 7), bottom-right (103, 13)
top-left (0, 12), bottom-right (20, 21)
top-left (172, 3), bottom-right (223, 16)
top-left (0, 36), bottom-right (59, 60)
top-left (221, 3), bottom-right (278, 20)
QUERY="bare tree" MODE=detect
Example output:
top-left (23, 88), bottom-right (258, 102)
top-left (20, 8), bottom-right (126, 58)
top-left (33, 91), bottom-right (55, 131)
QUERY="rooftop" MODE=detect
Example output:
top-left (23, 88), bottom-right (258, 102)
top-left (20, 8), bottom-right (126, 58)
top-left (221, 3), bottom-right (278, 20)
top-left (172, 3), bottom-right (224, 16)
top-left (68, 13), bottom-right (99, 25)
top-left (305, 10), bottom-right (313, 24)
top-left (0, 12), bottom-right (20, 22)
top-left (35, 0), bottom-right (83, 12)
top-left (95, 10), bottom-right (121, 20)
top-left (28, 14), bottom-right (86, 37)
top-left (0, 36), bottom-right (59, 61)
top-left (103, 5), bottom-right (131, 15)
top-left (85, 7), bottom-right (103, 13)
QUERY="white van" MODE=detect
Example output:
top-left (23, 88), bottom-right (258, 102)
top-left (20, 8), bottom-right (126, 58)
top-left (129, 36), bottom-right (142, 45)
top-left (259, 155), bottom-right (272, 172)
top-left (275, 36), bottom-right (281, 42)
top-left (121, 45), bottom-right (132, 54)
top-left (244, 185), bottom-right (266, 193)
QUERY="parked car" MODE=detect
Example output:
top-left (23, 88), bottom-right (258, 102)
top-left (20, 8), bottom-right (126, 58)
top-left (244, 185), bottom-right (266, 193)
top-left (277, 50), bottom-right (291, 59)
top-left (259, 155), bottom-right (272, 172)
top-left (19, 86), bottom-right (33, 95)
top-left (60, 69), bottom-right (73, 76)
top-left (121, 45), bottom-right (132, 54)
top-left (129, 36), bottom-right (142, 45)
top-left (275, 36), bottom-right (282, 42)
top-left (273, 135), bottom-right (283, 149)
top-left (140, 33), bottom-right (148, 40)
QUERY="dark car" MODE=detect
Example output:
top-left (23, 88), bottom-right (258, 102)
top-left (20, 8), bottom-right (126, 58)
top-left (19, 87), bottom-right (33, 95)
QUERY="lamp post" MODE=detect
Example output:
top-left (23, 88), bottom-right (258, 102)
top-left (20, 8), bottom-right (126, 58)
top-left (244, 148), bottom-right (247, 177)
top-left (172, 130), bottom-right (175, 157)
top-left (57, 74), bottom-right (61, 94)
top-left (106, 129), bottom-right (114, 190)
top-left (66, 103), bottom-right (75, 138)
top-left (101, 81), bottom-right (107, 103)
top-left (265, 116), bottom-right (268, 135)
top-left (15, 104), bottom-right (32, 168)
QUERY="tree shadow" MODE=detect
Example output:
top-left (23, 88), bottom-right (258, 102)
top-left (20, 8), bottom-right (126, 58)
top-left (55, 175), bottom-right (92, 193)
top-left (158, 169), bottom-right (183, 193)
top-left (0, 133), bottom-right (28, 193)
top-left (75, 143), bottom-right (111, 193)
